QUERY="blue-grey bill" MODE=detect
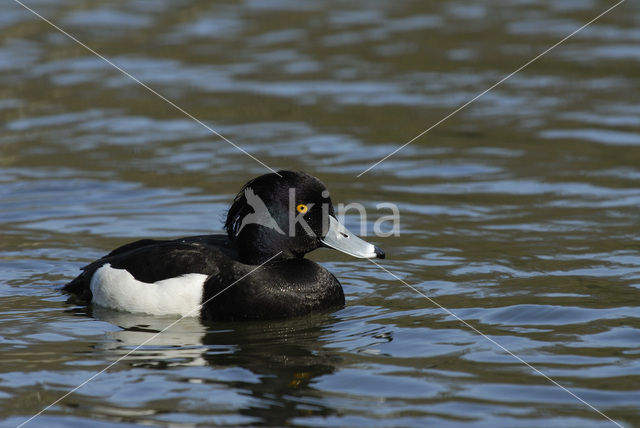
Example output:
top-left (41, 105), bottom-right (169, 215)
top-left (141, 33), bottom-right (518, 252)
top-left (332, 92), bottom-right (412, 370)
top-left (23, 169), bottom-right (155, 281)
top-left (321, 216), bottom-right (385, 259)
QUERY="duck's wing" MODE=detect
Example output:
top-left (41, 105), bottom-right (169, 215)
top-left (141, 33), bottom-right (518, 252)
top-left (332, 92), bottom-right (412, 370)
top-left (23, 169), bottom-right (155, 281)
top-left (102, 238), bottom-right (166, 258)
top-left (64, 237), bottom-right (232, 302)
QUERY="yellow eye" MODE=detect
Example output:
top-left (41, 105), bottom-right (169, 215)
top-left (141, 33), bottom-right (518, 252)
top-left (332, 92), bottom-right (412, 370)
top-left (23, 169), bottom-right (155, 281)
top-left (296, 204), bottom-right (308, 214)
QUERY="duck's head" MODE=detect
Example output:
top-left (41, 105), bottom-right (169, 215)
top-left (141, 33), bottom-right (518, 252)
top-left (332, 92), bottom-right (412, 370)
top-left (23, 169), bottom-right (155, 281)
top-left (225, 170), bottom-right (385, 264)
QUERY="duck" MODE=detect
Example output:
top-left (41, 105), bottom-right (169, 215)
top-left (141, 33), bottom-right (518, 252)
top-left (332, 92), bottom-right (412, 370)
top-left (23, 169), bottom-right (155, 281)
top-left (64, 170), bottom-right (385, 321)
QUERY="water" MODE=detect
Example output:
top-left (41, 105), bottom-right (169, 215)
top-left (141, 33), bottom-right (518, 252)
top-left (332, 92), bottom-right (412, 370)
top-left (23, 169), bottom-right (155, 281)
top-left (2, 0), bottom-right (640, 426)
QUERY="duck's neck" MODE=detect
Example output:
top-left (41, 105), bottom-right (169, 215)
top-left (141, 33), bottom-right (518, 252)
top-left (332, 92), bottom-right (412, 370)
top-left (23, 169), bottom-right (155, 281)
top-left (238, 249), bottom-right (297, 265)
top-left (234, 229), bottom-right (301, 265)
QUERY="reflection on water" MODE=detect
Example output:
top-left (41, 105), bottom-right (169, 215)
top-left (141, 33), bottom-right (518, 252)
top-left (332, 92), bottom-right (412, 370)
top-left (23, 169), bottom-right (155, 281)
top-left (90, 307), bottom-right (341, 426)
top-left (92, 307), bottom-right (210, 368)
top-left (1, 0), bottom-right (640, 426)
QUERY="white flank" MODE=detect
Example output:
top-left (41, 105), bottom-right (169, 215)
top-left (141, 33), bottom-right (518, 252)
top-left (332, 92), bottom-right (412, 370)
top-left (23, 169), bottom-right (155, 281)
top-left (90, 263), bottom-right (207, 316)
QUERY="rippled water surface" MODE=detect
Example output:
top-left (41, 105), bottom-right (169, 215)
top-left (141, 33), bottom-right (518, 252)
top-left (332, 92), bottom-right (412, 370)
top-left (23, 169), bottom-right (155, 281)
top-left (2, 0), bottom-right (640, 427)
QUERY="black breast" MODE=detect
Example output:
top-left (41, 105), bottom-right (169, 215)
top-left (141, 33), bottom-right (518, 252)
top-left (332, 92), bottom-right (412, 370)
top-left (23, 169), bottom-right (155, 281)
top-left (200, 258), bottom-right (345, 321)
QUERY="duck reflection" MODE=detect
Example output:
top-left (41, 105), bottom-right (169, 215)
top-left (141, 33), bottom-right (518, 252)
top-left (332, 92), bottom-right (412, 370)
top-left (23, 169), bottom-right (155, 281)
top-left (91, 307), bottom-right (340, 425)
top-left (91, 306), bottom-right (210, 368)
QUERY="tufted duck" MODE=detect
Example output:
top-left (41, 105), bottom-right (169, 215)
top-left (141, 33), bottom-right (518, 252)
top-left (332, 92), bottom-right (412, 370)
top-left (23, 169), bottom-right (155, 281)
top-left (64, 171), bottom-right (385, 320)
